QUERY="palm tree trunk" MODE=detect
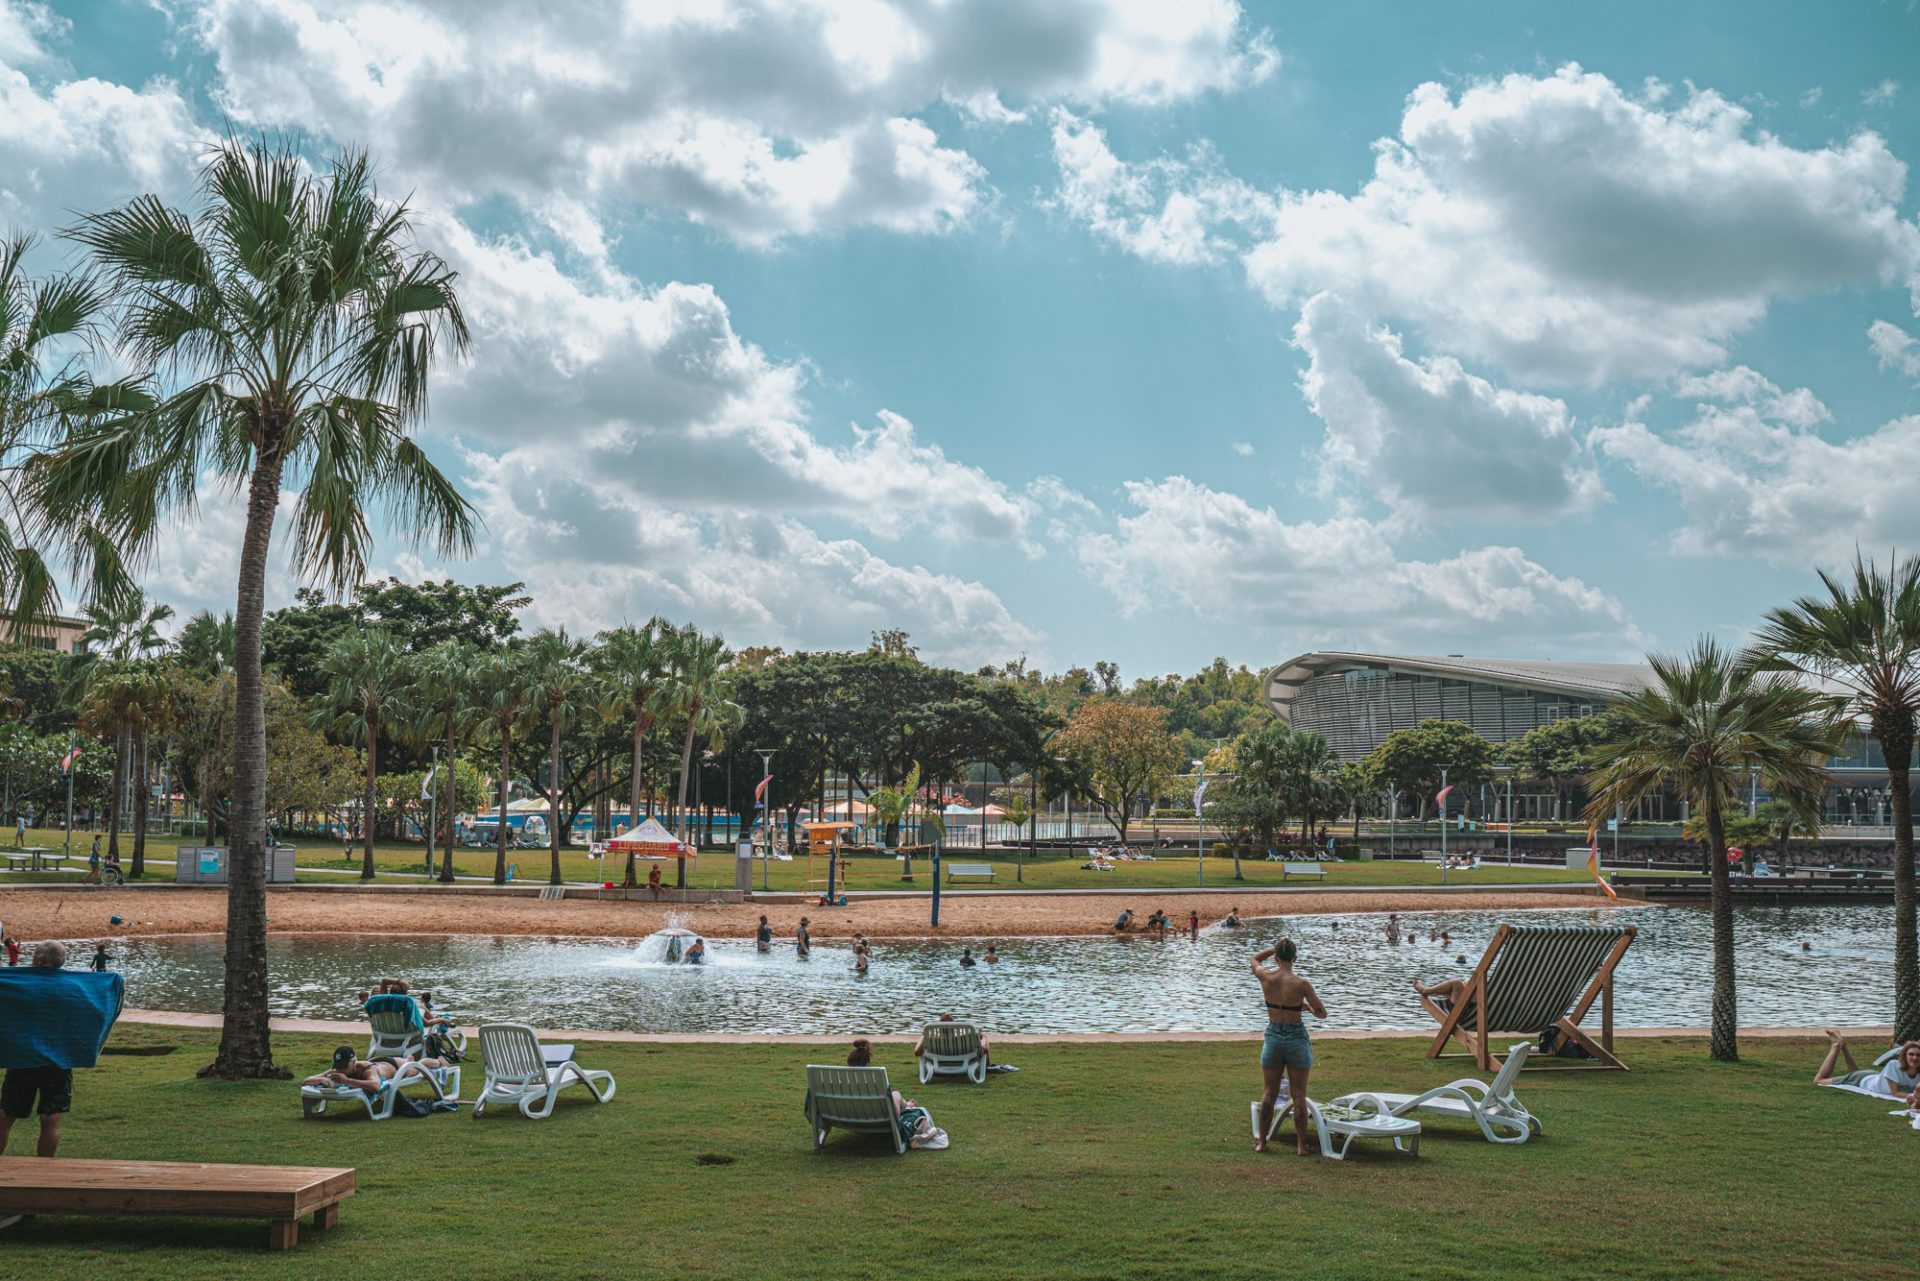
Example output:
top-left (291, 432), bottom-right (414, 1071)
top-left (438, 716), bottom-right (459, 884)
top-left (1885, 726), bottom-right (1918, 1041)
top-left (625, 710), bottom-right (648, 887)
top-left (108, 728), bottom-right (126, 859)
top-left (494, 731), bottom-right (510, 885)
top-left (675, 702), bottom-right (699, 888)
top-left (361, 726), bottom-right (378, 880)
top-left (1703, 793), bottom-right (1738, 1062)
top-left (204, 449), bottom-right (286, 1080)
top-left (549, 716), bottom-right (563, 886)
top-left (130, 719), bottom-right (147, 878)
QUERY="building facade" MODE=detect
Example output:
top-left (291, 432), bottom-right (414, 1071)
top-left (0, 613), bottom-right (89, 654)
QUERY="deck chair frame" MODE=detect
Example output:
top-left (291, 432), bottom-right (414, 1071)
top-left (917, 1023), bottom-right (987, 1084)
top-left (471, 1023), bottom-right (616, 1119)
top-left (804, 1065), bottom-right (908, 1154)
top-left (1419, 922), bottom-right (1636, 1072)
top-left (301, 1059), bottom-right (458, 1120)
top-left (1332, 1042), bottom-right (1539, 1143)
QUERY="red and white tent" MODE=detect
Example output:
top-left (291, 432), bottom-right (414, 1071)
top-left (605, 816), bottom-right (687, 858)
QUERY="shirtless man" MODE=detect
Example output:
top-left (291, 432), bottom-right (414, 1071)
top-left (302, 1044), bottom-right (451, 1094)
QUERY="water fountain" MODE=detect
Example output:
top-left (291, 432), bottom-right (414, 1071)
top-left (633, 914), bottom-right (705, 965)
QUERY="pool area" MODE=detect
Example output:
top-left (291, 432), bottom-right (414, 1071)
top-left (84, 903), bottom-right (1902, 1035)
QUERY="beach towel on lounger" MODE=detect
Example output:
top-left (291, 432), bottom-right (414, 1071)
top-left (0, 968), bottom-right (125, 1068)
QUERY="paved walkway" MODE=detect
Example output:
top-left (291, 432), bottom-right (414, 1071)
top-left (119, 1007), bottom-right (1886, 1045)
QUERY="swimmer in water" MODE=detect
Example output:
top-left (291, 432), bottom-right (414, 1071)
top-left (959, 947), bottom-right (976, 967)
top-left (854, 945), bottom-right (870, 975)
top-left (984, 944), bottom-right (1000, 963)
top-left (1385, 914), bottom-right (1400, 944)
top-left (1801, 941), bottom-right (1812, 952)
top-left (683, 937), bottom-right (707, 964)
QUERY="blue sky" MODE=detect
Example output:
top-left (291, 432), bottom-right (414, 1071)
top-left (4, 1), bottom-right (1919, 678)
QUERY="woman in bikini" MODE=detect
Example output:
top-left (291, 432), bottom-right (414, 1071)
top-left (1251, 938), bottom-right (1326, 1155)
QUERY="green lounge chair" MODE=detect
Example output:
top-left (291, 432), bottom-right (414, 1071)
top-left (804, 1065), bottom-right (907, 1154)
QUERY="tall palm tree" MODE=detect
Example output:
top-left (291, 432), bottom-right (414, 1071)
top-left (44, 139), bottom-right (472, 1079)
top-left (1584, 639), bottom-right (1842, 1061)
top-left (1278, 730), bottom-right (1338, 844)
top-left (663, 626), bottom-right (731, 888)
top-left (595, 620), bottom-right (672, 886)
top-left (409, 640), bottom-right (479, 883)
top-left (521, 628), bottom-right (587, 886)
top-left (1751, 553), bottom-right (1920, 1041)
top-left (174, 610), bottom-right (237, 677)
top-left (69, 589), bottom-right (174, 861)
top-left (77, 660), bottom-right (168, 877)
top-left (315, 631), bottom-right (410, 880)
top-left (474, 647), bottom-right (531, 886)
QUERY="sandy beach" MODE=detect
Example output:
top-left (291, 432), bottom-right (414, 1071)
top-left (0, 884), bottom-right (1616, 943)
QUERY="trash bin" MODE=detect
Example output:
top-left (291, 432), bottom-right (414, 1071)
top-left (735, 840), bottom-right (753, 891)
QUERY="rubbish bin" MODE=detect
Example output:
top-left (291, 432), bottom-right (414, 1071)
top-left (735, 840), bottom-right (753, 891)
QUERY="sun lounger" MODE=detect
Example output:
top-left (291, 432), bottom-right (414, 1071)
top-left (1251, 1096), bottom-right (1421, 1160)
top-left (1421, 922), bottom-right (1636, 1071)
top-left (471, 1023), bottom-right (615, 1119)
top-left (917, 1022), bottom-right (988, 1084)
top-left (804, 1065), bottom-right (907, 1153)
top-left (1331, 1042), bottom-right (1539, 1142)
top-left (364, 993), bottom-right (427, 1061)
top-left (301, 1058), bottom-right (459, 1120)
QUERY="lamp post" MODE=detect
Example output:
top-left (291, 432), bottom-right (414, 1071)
top-left (1505, 776), bottom-right (1513, 865)
top-left (757, 749), bottom-right (774, 892)
top-left (425, 742), bottom-right (440, 879)
top-left (1439, 767), bottom-right (1449, 885)
top-left (1387, 787), bottom-right (1397, 860)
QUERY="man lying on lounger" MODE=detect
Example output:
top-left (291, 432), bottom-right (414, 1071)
top-left (1813, 1032), bottom-right (1920, 1105)
top-left (303, 1044), bottom-right (452, 1095)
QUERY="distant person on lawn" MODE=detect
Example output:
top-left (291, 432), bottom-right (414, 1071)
top-left (1814, 1032), bottom-right (1920, 1104)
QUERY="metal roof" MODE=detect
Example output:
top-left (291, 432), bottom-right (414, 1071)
top-left (1263, 652), bottom-right (1657, 722)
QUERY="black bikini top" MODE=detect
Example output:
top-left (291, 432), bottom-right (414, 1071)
top-left (1265, 1000), bottom-right (1304, 1012)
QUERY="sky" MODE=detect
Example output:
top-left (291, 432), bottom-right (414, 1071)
top-left (4, 0), bottom-right (1919, 679)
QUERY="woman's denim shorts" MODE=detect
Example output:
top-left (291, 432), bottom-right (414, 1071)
top-left (1260, 1020), bottom-right (1313, 1070)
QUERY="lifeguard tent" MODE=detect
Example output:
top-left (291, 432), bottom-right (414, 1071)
top-left (607, 817), bottom-right (690, 881)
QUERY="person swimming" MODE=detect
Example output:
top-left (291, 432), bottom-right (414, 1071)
top-left (683, 937), bottom-right (707, 965)
top-left (959, 947), bottom-right (976, 967)
top-left (983, 944), bottom-right (1000, 963)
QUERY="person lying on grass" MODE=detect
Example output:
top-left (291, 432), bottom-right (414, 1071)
top-left (303, 1045), bottom-right (452, 1095)
top-left (1814, 1032), bottom-right (1920, 1105)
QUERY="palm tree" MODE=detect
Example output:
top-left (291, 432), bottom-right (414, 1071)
top-left (174, 610), bottom-right (236, 677)
top-left (1278, 730), bottom-right (1338, 846)
top-left (315, 631), bottom-right (410, 880)
top-left (1583, 639), bottom-right (1842, 1061)
top-left (77, 660), bottom-right (168, 877)
top-left (1750, 553), bottom-right (1920, 1041)
top-left (595, 620), bottom-right (672, 886)
top-left (663, 626), bottom-right (730, 888)
top-left (474, 647), bottom-right (531, 885)
top-left (44, 140), bottom-right (471, 1079)
top-left (70, 589), bottom-right (174, 862)
top-left (521, 628), bottom-right (587, 886)
top-left (408, 640), bottom-right (479, 883)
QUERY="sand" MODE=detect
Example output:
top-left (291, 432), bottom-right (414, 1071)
top-left (0, 884), bottom-right (1614, 943)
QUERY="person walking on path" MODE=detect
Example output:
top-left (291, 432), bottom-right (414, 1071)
top-left (1251, 938), bottom-right (1327, 1156)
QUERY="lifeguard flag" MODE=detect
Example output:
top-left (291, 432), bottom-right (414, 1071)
top-left (754, 775), bottom-right (772, 805)
top-left (1586, 827), bottom-right (1620, 901)
top-left (1434, 784), bottom-right (1453, 812)
top-left (59, 745), bottom-right (82, 774)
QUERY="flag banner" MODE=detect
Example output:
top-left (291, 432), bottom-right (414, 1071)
top-left (59, 745), bottom-right (82, 774)
top-left (1193, 779), bottom-right (1210, 815)
top-left (1434, 784), bottom-right (1453, 812)
top-left (754, 775), bottom-right (772, 805)
top-left (1587, 827), bottom-right (1620, 901)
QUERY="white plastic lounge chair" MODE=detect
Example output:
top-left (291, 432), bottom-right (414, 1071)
top-left (804, 1065), bottom-right (907, 1154)
top-left (1421, 922), bottom-right (1637, 1071)
top-left (1251, 1096), bottom-right (1421, 1160)
top-left (301, 1058), bottom-right (458, 1120)
top-left (917, 1022), bottom-right (987, 1084)
top-left (365, 993), bottom-right (427, 1061)
top-left (471, 1023), bottom-right (616, 1119)
top-left (1330, 1042), bottom-right (1539, 1143)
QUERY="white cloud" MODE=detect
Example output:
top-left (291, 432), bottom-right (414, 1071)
top-left (1072, 475), bottom-right (1636, 651)
top-left (1863, 79), bottom-right (1899, 107)
top-left (1242, 64), bottom-right (1920, 384)
top-left (1293, 292), bottom-right (1603, 524)
top-left (1048, 108), bottom-right (1272, 264)
top-left (458, 445), bottom-right (1039, 665)
top-left (0, 0), bottom-right (58, 69)
top-left (432, 225), bottom-right (1035, 546)
top-left (1869, 320), bottom-right (1920, 381)
top-left (1800, 87), bottom-right (1823, 109)
top-left (1594, 393), bottom-right (1920, 563)
top-left (181, 0), bottom-right (1275, 246)
top-left (1671, 364), bottom-right (1830, 429)
top-left (1232, 441), bottom-right (1254, 457)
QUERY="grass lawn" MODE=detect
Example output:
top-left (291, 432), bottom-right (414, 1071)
top-left (3, 1027), bottom-right (1909, 1279)
top-left (5, 826), bottom-right (1596, 891)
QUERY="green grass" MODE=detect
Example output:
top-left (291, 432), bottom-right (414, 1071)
top-left (5, 825), bottom-right (1595, 891)
top-left (3, 1027), bottom-right (1908, 1278)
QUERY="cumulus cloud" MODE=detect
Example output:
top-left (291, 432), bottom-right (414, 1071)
top-left (1869, 320), bottom-right (1920, 381)
top-left (1072, 476), bottom-right (1636, 652)
top-left (459, 445), bottom-right (1039, 665)
top-left (180, 0), bottom-right (1275, 246)
top-left (1594, 389), bottom-right (1920, 563)
top-left (1048, 108), bottom-right (1273, 264)
top-left (1293, 293), bottom-right (1604, 524)
top-left (1236, 65), bottom-right (1920, 384)
top-left (1671, 364), bottom-right (1830, 429)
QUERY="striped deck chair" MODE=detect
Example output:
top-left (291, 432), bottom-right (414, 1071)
top-left (804, 1066), bottom-right (907, 1153)
top-left (1420, 922), bottom-right (1636, 1072)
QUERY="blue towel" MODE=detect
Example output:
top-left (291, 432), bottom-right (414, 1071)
top-left (0, 968), bottom-right (125, 1068)
top-left (364, 993), bottom-right (423, 1029)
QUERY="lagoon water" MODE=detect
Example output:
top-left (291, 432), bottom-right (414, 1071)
top-left (85, 903), bottom-right (1897, 1035)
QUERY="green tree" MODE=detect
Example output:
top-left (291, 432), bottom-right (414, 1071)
top-left (1751, 553), bottom-right (1920, 1042)
top-left (473, 647), bottom-right (530, 886)
top-left (1365, 719), bottom-right (1495, 819)
top-left (174, 610), bottom-right (236, 677)
top-left (1057, 699), bottom-right (1181, 845)
top-left (407, 640), bottom-right (481, 882)
top-left (663, 626), bottom-right (731, 888)
top-left (1584, 639), bottom-right (1842, 1061)
top-left (1496, 710), bottom-right (1632, 820)
top-left (521, 628), bottom-right (588, 886)
top-left (595, 620), bottom-right (672, 886)
top-left (868, 762), bottom-right (922, 877)
top-left (315, 631), bottom-right (411, 880)
top-left (48, 139), bottom-right (473, 1079)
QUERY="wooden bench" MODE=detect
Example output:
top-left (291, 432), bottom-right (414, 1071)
top-left (1282, 862), bottom-right (1327, 881)
top-left (0, 1157), bottom-right (356, 1250)
top-left (945, 862), bottom-right (995, 883)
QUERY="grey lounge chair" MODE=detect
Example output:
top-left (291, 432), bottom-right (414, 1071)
top-left (804, 1065), bottom-right (907, 1154)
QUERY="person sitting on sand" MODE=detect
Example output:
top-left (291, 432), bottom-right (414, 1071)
top-left (913, 1013), bottom-right (990, 1066)
top-left (302, 1044), bottom-right (451, 1095)
top-left (1814, 1033), bottom-right (1920, 1104)
top-left (1221, 908), bottom-right (1243, 929)
top-left (1113, 908), bottom-right (1135, 933)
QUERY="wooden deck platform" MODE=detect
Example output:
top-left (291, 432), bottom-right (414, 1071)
top-left (0, 1156), bottom-right (356, 1250)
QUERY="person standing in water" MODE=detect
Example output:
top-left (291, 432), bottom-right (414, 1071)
top-left (1251, 938), bottom-right (1327, 1156)
top-left (795, 917), bottom-right (812, 960)
top-left (756, 915), bottom-right (773, 954)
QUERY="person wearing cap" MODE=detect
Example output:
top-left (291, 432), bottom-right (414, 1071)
top-left (301, 1044), bottom-right (451, 1095)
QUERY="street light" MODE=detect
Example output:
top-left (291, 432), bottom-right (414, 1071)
top-left (757, 748), bottom-right (774, 892)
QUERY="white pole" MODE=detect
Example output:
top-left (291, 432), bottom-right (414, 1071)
top-left (1506, 778), bottom-right (1513, 864)
top-left (1439, 767), bottom-right (1448, 885)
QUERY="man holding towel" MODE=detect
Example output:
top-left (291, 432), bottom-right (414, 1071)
top-left (0, 942), bottom-right (124, 1158)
